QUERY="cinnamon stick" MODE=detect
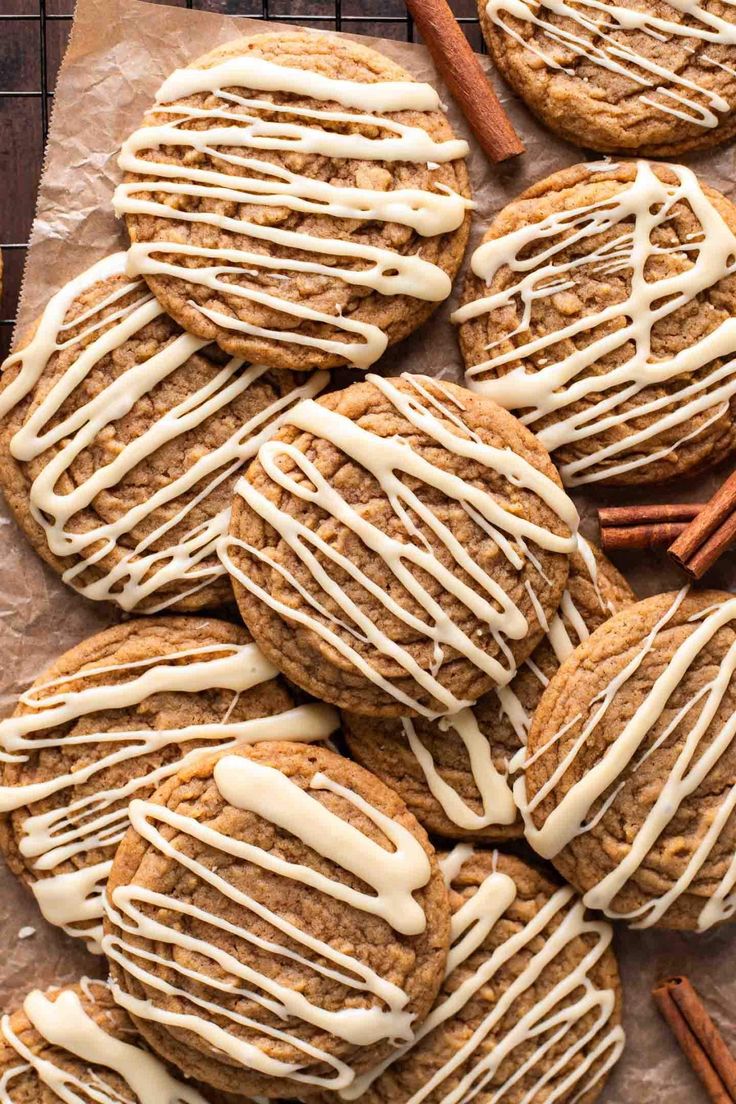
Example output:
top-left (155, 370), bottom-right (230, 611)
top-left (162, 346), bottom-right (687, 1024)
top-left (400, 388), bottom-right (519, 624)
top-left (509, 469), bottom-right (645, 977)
top-left (653, 976), bottom-right (736, 1103)
top-left (599, 504), bottom-right (705, 527)
top-left (598, 503), bottom-right (705, 553)
top-left (669, 470), bottom-right (736, 578)
top-left (600, 521), bottom-right (689, 552)
top-left (405, 0), bottom-right (524, 163)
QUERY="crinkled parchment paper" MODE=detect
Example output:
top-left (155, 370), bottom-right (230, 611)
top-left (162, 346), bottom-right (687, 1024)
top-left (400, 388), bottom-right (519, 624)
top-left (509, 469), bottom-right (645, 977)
top-left (5, 0), bottom-right (736, 1095)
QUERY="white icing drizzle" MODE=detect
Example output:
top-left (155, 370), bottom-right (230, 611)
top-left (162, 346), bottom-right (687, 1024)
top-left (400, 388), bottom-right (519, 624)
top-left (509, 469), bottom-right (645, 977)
top-left (0, 636), bottom-right (338, 952)
top-left (219, 372), bottom-right (578, 717)
top-left (396, 536), bottom-right (609, 831)
top-left (438, 843), bottom-right (475, 885)
top-left (401, 711), bottom-right (516, 830)
top-left (453, 160), bottom-right (736, 485)
top-left (341, 848), bottom-right (624, 1104)
top-left (498, 534), bottom-right (610, 746)
top-left (114, 54), bottom-right (471, 370)
top-left (516, 588), bottom-right (736, 931)
top-left (0, 252), bottom-right (328, 611)
top-left (485, 0), bottom-right (736, 130)
top-left (0, 982), bottom-right (208, 1103)
top-left (102, 752), bottom-right (433, 1091)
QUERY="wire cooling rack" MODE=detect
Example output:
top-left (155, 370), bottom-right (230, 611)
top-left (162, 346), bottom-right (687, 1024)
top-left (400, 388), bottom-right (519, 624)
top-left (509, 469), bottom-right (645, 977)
top-left (0, 0), bottom-right (483, 359)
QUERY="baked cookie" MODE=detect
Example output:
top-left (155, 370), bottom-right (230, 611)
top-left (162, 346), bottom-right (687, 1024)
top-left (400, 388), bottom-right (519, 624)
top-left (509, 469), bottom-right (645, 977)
top-left (0, 253), bottom-right (327, 613)
top-left (348, 847), bottom-right (624, 1104)
top-left (221, 373), bottom-right (578, 718)
top-left (519, 588), bottom-right (736, 931)
top-left (478, 0), bottom-right (736, 155)
top-left (0, 617), bottom-right (337, 952)
top-left (103, 742), bottom-right (451, 1097)
top-left (0, 978), bottom-right (228, 1104)
top-left (115, 31), bottom-right (472, 371)
top-left (454, 160), bottom-right (736, 487)
top-left (343, 538), bottom-right (633, 839)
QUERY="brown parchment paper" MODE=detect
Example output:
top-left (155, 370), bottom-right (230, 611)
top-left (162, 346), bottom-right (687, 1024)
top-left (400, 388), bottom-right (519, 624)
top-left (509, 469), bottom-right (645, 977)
top-left (5, 0), bottom-right (736, 1096)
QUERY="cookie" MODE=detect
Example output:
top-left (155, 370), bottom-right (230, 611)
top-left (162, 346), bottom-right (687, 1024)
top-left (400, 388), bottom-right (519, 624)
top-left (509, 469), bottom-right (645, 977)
top-left (519, 588), bottom-right (736, 931)
top-left (454, 160), bottom-right (736, 487)
top-left (0, 978), bottom-right (228, 1104)
top-left (0, 253), bottom-right (328, 613)
top-left (103, 741), bottom-right (451, 1097)
top-left (0, 617), bottom-right (337, 952)
top-left (478, 0), bottom-right (736, 155)
top-left (343, 538), bottom-right (633, 839)
top-left (115, 31), bottom-right (472, 371)
top-left (221, 373), bottom-right (578, 718)
top-left (348, 847), bottom-right (624, 1104)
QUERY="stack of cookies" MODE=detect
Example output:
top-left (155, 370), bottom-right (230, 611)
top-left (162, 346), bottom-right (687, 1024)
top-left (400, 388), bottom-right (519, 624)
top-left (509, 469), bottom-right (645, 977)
top-left (2, 12), bottom-right (736, 1103)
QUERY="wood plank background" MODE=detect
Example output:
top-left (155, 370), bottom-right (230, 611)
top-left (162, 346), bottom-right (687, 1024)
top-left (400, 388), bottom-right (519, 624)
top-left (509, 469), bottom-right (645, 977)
top-left (0, 0), bottom-right (482, 359)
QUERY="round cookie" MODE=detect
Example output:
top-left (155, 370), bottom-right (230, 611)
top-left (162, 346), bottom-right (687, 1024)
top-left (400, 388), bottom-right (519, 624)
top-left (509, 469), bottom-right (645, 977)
top-left (519, 588), bottom-right (736, 932)
top-left (221, 373), bottom-right (578, 718)
top-left (0, 616), bottom-right (337, 951)
top-left (0, 979), bottom-right (234, 1104)
top-left (349, 847), bottom-right (624, 1104)
top-left (477, 0), bottom-right (736, 156)
top-left (102, 741), bottom-right (451, 1097)
top-left (115, 31), bottom-right (472, 371)
top-left (454, 160), bottom-right (736, 487)
top-left (343, 538), bottom-right (633, 840)
top-left (0, 253), bottom-right (327, 613)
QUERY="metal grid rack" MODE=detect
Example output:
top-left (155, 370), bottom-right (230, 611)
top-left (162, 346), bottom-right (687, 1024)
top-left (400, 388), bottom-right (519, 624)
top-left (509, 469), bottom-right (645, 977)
top-left (0, 0), bottom-right (483, 358)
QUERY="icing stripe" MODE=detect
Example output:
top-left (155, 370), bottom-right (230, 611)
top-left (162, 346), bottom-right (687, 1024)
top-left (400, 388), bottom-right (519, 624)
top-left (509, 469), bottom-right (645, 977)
top-left (402, 710), bottom-right (516, 830)
top-left (157, 55), bottom-right (449, 113)
top-left (396, 537), bottom-right (613, 830)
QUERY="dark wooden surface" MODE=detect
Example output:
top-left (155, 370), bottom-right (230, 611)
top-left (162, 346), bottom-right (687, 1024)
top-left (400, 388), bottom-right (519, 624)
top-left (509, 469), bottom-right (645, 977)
top-left (0, 0), bottom-right (481, 359)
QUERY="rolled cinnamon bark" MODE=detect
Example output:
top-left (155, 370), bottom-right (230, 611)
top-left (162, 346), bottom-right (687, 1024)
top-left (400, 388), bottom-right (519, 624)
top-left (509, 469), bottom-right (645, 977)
top-left (669, 471), bottom-right (736, 578)
top-left (405, 0), bottom-right (524, 163)
top-left (653, 976), bottom-right (736, 1104)
top-left (600, 522), bottom-right (688, 552)
top-left (599, 504), bottom-right (704, 527)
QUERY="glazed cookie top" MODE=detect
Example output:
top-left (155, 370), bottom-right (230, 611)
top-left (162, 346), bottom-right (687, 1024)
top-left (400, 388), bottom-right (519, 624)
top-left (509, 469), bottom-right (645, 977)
top-left (478, 0), bottom-right (736, 155)
top-left (346, 847), bottom-right (624, 1104)
top-left (520, 588), bottom-right (736, 931)
top-left (454, 160), bottom-right (736, 487)
top-left (221, 373), bottom-right (578, 717)
top-left (0, 253), bottom-right (327, 613)
top-left (0, 617), bottom-right (337, 952)
top-left (115, 31), bottom-right (472, 371)
top-left (342, 538), bottom-right (633, 840)
top-left (103, 742), bottom-right (451, 1098)
top-left (0, 979), bottom-right (216, 1104)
